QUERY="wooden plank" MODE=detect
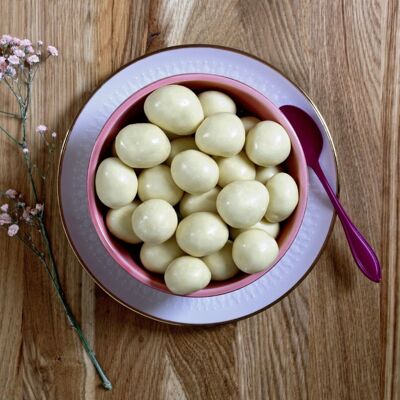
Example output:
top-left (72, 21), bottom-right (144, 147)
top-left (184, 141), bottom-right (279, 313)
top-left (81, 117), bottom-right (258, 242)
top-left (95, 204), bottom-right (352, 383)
top-left (381, 1), bottom-right (400, 399)
top-left (307, 1), bottom-right (382, 399)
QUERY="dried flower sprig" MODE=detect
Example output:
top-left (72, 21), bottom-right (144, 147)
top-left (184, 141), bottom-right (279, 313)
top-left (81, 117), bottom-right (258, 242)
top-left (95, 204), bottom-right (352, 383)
top-left (0, 35), bottom-right (112, 390)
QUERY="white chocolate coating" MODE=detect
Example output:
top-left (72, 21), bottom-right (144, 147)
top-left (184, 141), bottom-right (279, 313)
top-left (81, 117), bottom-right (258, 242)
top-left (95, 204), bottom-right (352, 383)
top-left (265, 172), bottom-right (299, 222)
top-left (216, 180), bottom-right (269, 228)
top-left (179, 187), bottom-right (220, 217)
top-left (95, 157), bottom-right (137, 208)
top-left (140, 237), bottom-right (184, 274)
top-left (230, 219), bottom-right (280, 240)
top-left (131, 199), bottom-right (177, 244)
top-left (164, 256), bottom-right (211, 295)
top-left (198, 91), bottom-right (236, 117)
top-left (106, 201), bottom-right (142, 244)
top-left (138, 165), bottom-right (183, 205)
top-left (166, 137), bottom-right (197, 166)
top-left (115, 123), bottom-right (170, 168)
top-left (144, 85), bottom-right (204, 135)
top-left (171, 150), bottom-right (219, 194)
top-left (217, 152), bottom-right (256, 187)
top-left (246, 121), bottom-right (291, 166)
top-left (176, 212), bottom-right (229, 257)
top-left (240, 116), bottom-right (260, 132)
top-left (195, 113), bottom-right (245, 157)
top-left (232, 229), bottom-right (279, 273)
top-left (202, 241), bottom-right (239, 281)
top-left (255, 165), bottom-right (283, 184)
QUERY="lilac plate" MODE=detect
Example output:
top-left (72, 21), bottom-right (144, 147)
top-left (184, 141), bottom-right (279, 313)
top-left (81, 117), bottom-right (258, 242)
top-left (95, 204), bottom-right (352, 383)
top-left (58, 45), bottom-right (338, 325)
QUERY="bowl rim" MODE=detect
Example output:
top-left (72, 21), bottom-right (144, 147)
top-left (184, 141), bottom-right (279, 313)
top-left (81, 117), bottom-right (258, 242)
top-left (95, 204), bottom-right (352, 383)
top-left (87, 72), bottom-right (309, 298)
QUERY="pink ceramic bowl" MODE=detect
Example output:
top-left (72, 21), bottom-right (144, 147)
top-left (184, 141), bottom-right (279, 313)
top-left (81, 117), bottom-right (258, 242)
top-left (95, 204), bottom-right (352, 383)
top-left (87, 73), bottom-right (308, 297)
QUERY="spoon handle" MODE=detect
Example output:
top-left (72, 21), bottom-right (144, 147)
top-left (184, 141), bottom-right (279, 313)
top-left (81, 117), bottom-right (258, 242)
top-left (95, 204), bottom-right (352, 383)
top-left (312, 163), bottom-right (381, 282)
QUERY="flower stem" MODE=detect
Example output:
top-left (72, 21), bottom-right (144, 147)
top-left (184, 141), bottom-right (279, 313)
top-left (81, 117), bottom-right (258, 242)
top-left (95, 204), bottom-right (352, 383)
top-left (16, 229), bottom-right (112, 390)
top-left (38, 219), bottom-right (61, 290)
top-left (0, 124), bottom-right (20, 145)
top-left (0, 110), bottom-right (20, 118)
top-left (39, 221), bottom-right (112, 390)
top-left (2, 78), bottom-right (23, 106)
top-left (7, 78), bottom-right (113, 390)
top-left (24, 156), bottom-right (39, 203)
top-left (15, 234), bottom-right (44, 260)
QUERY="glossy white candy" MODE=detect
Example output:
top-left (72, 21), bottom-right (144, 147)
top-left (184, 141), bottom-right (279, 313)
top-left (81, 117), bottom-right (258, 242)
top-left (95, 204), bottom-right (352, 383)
top-left (255, 165), bottom-right (283, 184)
top-left (144, 85), bottom-right (204, 135)
top-left (240, 116), bottom-right (260, 132)
top-left (232, 229), bottom-right (279, 273)
top-left (131, 199), bottom-right (177, 244)
top-left (140, 237), bottom-right (184, 274)
top-left (179, 187), bottom-right (220, 217)
top-left (246, 121), bottom-right (291, 166)
top-left (265, 172), bottom-right (299, 223)
top-left (198, 91), bottom-right (236, 117)
top-left (217, 152), bottom-right (256, 187)
top-left (138, 165), bottom-right (183, 205)
top-left (195, 113), bottom-right (245, 157)
top-left (166, 137), bottom-right (197, 166)
top-left (171, 150), bottom-right (219, 194)
top-left (230, 219), bottom-right (280, 240)
top-left (202, 241), bottom-right (239, 281)
top-left (95, 157), bottom-right (137, 208)
top-left (216, 180), bottom-right (269, 228)
top-left (115, 123), bottom-right (170, 168)
top-left (106, 201), bottom-right (142, 244)
top-left (176, 212), bottom-right (229, 257)
top-left (165, 256), bottom-right (211, 295)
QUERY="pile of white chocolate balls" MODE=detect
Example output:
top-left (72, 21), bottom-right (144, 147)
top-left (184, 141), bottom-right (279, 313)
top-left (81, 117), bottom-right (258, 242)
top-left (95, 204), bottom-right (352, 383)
top-left (95, 85), bottom-right (299, 295)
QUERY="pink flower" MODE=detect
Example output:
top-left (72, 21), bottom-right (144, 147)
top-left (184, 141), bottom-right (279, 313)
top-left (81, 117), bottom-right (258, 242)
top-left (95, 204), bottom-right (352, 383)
top-left (0, 213), bottom-right (12, 225)
top-left (35, 203), bottom-right (44, 212)
top-left (7, 224), bottom-right (19, 236)
top-left (51, 132), bottom-right (57, 139)
top-left (11, 37), bottom-right (21, 46)
top-left (5, 189), bottom-right (17, 199)
top-left (47, 45), bottom-right (58, 56)
top-left (0, 34), bottom-right (12, 45)
top-left (5, 66), bottom-right (16, 77)
top-left (0, 73), bottom-right (3, 81)
top-left (8, 55), bottom-right (20, 65)
top-left (37, 40), bottom-right (43, 46)
top-left (26, 46), bottom-right (34, 54)
top-left (36, 125), bottom-right (47, 134)
top-left (22, 207), bottom-right (31, 222)
top-left (30, 208), bottom-right (38, 216)
top-left (0, 204), bottom-right (9, 212)
top-left (13, 48), bottom-right (25, 58)
top-left (27, 55), bottom-right (39, 65)
top-left (0, 57), bottom-right (6, 73)
top-left (20, 39), bottom-right (31, 47)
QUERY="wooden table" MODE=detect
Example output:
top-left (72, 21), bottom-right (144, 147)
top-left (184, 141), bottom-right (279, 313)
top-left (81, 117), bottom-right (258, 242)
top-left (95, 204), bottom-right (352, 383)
top-left (0, 1), bottom-right (398, 399)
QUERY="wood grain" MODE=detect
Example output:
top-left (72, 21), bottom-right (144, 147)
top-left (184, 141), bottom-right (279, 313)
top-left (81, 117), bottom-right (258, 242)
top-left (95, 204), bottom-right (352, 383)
top-left (0, 0), bottom-right (398, 399)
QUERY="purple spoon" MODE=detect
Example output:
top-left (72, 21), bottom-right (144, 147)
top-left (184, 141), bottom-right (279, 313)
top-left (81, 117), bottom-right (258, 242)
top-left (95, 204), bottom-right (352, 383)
top-left (280, 105), bottom-right (381, 283)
